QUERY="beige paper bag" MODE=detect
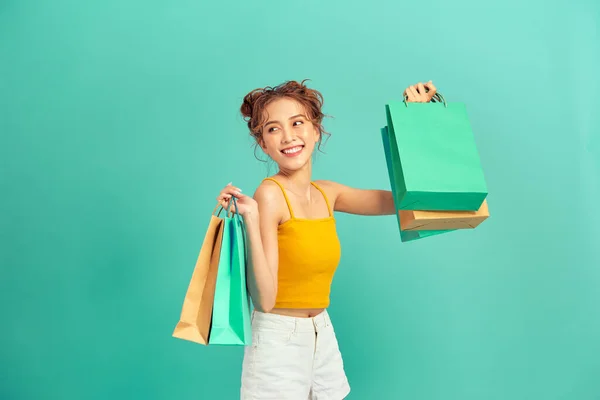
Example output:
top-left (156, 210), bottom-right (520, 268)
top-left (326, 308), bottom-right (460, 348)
top-left (399, 200), bottom-right (489, 231)
top-left (172, 206), bottom-right (225, 344)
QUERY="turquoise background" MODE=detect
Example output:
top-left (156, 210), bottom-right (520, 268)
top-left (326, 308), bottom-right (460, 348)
top-left (1, 0), bottom-right (599, 399)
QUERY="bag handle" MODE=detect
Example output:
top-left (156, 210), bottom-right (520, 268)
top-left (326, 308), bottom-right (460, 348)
top-left (212, 196), bottom-right (242, 221)
top-left (228, 196), bottom-right (241, 220)
top-left (403, 92), bottom-right (447, 108)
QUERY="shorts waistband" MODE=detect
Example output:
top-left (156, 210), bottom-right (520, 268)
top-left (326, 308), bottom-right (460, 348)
top-left (251, 310), bottom-right (332, 333)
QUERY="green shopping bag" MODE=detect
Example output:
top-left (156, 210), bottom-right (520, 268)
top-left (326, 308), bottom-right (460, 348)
top-left (381, 126), bottom-right (453, 242)
top-left (208, 197), bottom-right (252, 345)
top-left (385, 94), bottom-right (488, 211)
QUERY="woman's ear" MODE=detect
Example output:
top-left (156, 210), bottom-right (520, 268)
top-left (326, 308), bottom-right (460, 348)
top-left (259, 138), bottom-right (267, 150)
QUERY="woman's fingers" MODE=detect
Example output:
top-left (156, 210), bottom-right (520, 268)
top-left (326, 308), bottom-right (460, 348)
top-left (407, 85), bottom-right (419, 100)
top-left (223, 190), bottom-right (243, 200)
top-left (404, 81), bottom-right (437, 102)
top-left (225, 185), bottom-right (242, 194)
top-left (218, 185), bottom-right (242, 197)
top-left (424, 80), bottom-right (436, 94)
top-left (217, 183), bottom-right (245, 207)
top-left (424, 81), bottom-right (436, 99)
top-left (417, 82), bottom-right (429, 102)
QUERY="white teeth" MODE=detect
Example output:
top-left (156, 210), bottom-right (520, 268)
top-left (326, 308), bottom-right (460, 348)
top-left (282, 146), bottom-right (302, 154)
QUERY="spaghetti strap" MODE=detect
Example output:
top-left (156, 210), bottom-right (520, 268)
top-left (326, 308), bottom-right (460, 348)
top-left (262, 178), bottom-right (295, 219)
top-left (310, 181), bottom-right (333, 217)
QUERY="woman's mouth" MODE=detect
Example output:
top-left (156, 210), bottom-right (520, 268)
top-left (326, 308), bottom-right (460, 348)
top-left (281, 145), bottom-right (304, 157)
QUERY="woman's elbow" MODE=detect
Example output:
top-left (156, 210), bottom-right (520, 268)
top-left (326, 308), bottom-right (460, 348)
top-left (255, 294), bottom-right (277, 313)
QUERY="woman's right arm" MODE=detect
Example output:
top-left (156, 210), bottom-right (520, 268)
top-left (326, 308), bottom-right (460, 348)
top-left (218, 182), bottom-right (280, 312)
top-left (243, 184), bottom-right (280, 313)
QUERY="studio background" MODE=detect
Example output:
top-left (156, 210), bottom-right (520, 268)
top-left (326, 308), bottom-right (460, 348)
top-left (1, 0), bottom-right (599, 399)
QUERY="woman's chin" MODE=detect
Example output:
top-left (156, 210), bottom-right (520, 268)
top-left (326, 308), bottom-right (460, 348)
top-left (276, 156), bottom-right (312, 171)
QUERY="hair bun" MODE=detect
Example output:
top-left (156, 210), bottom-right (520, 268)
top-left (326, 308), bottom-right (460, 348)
top-left (241, 90), bottom-right (261, 120)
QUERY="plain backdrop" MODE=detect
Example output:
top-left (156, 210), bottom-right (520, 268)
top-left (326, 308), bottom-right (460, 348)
top-left (1, 0), bottom-right (599, 399)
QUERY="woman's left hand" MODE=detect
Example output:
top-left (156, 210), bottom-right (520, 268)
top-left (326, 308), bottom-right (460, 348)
top-left (404, 80), bottom-right (437, 102)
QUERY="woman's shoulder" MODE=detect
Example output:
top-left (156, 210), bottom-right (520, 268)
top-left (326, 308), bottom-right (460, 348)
top-left (253, 177), bottom-right (286, 207)
top-left (253, 177), bottom-right (287, 224)
top-left (312, 179), bottom-right (335, 188)
top-left (313, 179), bottom-right (341, 195)
top-left (255, 176), bottom-right (283, 196)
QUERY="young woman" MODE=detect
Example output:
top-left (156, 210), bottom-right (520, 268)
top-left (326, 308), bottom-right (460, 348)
top-left (217, 79), bottom-right (437, 399)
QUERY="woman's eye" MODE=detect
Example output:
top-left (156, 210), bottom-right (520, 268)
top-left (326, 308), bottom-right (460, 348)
top-left (268, 127), bottom-right (278, 133)
top-left (293, 121), bottom-right (303, 126)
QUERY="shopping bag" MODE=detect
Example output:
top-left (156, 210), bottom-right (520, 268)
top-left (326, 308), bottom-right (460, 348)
top-left (399, 200), bottom-right (490, 231)
top-left (385, 94), bottom-right (488, 211)
top-left (397, 229), bottom-right (449, 242)
top-left (208, 197), bottom-right (253, 346)
top-left (172, 204), bottom-right (225, 344)
top-left (381, 126), bottom-right (454, 242)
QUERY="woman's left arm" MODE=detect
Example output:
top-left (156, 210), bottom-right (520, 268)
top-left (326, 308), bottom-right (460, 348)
top-left (316, 80), bottom-right (437, 217)
top-left (316, 180), bottom-right (396, 216)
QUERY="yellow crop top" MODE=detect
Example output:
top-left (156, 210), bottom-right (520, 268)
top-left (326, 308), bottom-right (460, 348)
top-left (263, 178), bottom-right (342, 309)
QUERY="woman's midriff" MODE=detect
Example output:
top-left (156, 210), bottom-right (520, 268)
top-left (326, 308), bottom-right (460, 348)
top-left (269, 308), bottom-right (325, 318)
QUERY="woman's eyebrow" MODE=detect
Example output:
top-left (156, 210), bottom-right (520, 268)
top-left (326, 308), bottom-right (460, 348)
top-left (264, 114), bottom-right (306, 126)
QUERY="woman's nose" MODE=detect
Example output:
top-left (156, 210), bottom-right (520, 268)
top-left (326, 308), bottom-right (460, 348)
top-left (281, 128), bottom-right (293, 143)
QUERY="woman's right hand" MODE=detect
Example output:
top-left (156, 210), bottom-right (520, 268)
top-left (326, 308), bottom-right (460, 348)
top-left (217, 183), bottom-right (259, 218)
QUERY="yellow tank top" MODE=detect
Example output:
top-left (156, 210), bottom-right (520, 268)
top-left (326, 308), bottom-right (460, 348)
top-left (263, 178), bottom-right (342, 309)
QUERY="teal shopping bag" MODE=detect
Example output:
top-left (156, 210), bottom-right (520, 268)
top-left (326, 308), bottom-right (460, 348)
top-left (381, 126), bottom-right (453, 242)
top-left (208, 198), bottom-right (253, 345)
top-left (385, 95), bottom-right (488, 211)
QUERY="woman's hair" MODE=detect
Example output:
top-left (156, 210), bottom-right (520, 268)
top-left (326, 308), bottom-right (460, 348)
top-left (240, 79), bottom-right (331, 157)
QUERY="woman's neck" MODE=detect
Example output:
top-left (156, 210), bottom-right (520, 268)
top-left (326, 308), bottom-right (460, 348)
top-left (276, 162), bottom-right (313, 196)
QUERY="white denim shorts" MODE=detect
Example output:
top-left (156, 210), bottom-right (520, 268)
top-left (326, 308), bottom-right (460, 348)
top-left (240, 309), bottom-right (351, 400)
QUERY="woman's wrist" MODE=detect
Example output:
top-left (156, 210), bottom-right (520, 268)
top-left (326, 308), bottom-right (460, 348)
top-left (242, 210), bottom-right (260, 226)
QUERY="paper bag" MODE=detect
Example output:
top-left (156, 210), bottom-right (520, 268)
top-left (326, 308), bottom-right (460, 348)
top-left (208, 197), bottom-right (253, 346)
top-left (385, 96), bottom-right (488, 211)
top-left (398, 229), bottom-right (451, 242)
top-left (399, 200), bottom-right (490, 231)
top-left (381, 126), bottom-right (455, 242)
top-left (172, 205), bottom-right (225, 344)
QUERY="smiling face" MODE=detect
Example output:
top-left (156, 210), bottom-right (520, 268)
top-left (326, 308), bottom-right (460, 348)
top-left (259, 97), bottom-right (320, 172)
